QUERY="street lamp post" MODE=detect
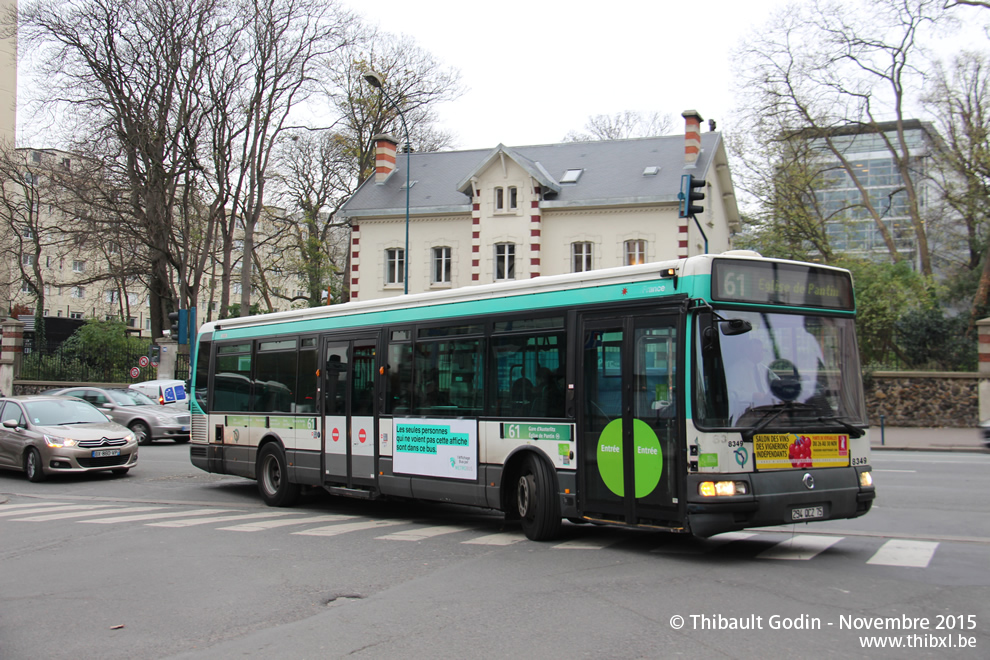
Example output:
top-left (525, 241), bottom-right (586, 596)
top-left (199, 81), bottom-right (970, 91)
top-left (364, 71), bottom-right (411, 295)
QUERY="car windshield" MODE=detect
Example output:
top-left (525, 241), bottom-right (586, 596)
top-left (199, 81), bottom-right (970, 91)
top-left (693, 309), bottom-right (867, 430)
top-left (24, 398), bottom-right (112, 426)
top-left (106, 389), bottom-right (156, 406)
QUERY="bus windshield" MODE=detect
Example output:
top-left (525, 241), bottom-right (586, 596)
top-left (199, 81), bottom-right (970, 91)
top-left (693, 309), bottom-right (867, 430)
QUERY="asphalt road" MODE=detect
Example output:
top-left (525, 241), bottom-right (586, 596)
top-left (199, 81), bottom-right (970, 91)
top-left (1, 443), bottom-right (988, 660)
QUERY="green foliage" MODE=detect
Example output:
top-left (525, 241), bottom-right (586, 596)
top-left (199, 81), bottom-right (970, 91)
top-left (836, 258), bottom-right (930, 365)
top-left (46, 320), bottom-right (154, 382)
top-left (894, 307), bottom-right (977, 371)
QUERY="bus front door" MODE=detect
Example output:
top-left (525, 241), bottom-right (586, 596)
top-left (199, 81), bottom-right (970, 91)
top-left (321, 338), bottom-right (377, 489)
top-left (578, 313), bottom-right (681, 528)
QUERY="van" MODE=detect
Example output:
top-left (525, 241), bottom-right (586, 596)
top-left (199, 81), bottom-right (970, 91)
top-left (129, 379), bottom-right (188, 409)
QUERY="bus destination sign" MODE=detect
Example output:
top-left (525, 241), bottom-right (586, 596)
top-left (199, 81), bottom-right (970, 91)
top-left (711, 260), bottom-right (854, 310)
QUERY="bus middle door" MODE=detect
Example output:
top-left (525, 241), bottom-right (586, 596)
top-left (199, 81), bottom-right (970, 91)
top-left (321, 338), bottom-right (378, 489)
top-left (578, 312), bottom-right (682, 528)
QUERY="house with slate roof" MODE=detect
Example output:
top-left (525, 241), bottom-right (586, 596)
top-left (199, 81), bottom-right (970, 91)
top-left (340, 111), bottom-right (740, 301)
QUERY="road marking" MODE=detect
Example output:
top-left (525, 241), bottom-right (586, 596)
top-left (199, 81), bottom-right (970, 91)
top-left (0, 501), bottom-right (69, 511)
top-left (14, 506), bottom-right (162, 522)
top-left (220, 514), bottom-right (358, 532)
top-left (147, 511), bottom-right (303, 527)
top-left (756, 535), bottom-right (843, 560)
top-left (553, 537), bottom-right (626, 550)
top-left (462, 532), bottom-right (527, 546)
top-left (80, 509), bottom-right (238, 524)
top-left (875, 469), bottom-right (916, 473)
top-left (378, 525), bottom-right (474, 541)
top-left (0, 503), bottom-right (116, 518)
top-left (292, 519), bottom-right (405, 537)
top-left (867, 539), bottom-right (940, 568)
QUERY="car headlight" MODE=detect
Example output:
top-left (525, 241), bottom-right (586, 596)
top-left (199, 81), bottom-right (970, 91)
top-left (125, 432), bottom-right (136, 444)
top-left (44, 434), bottom-right (78, 448)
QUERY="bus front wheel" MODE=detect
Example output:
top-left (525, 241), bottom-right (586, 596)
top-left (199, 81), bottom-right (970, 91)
top-left (257, 443), bottom-right (300, 507)
top-left (516, 455), bottom-right (561, 541)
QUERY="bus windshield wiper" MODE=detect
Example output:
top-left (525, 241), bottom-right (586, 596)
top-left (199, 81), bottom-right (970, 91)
top-left (741, 402), bottom-right (817, 441)
top-left (816, 415), bottom-right (865, 438)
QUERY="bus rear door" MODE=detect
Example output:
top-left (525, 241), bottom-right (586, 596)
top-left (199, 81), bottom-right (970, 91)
top-left (321, 336), bottom-right (378, 489)
top-left (578, 312), bottom-right (683, 528)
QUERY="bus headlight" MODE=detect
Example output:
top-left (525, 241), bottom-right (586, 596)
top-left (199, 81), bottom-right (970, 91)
top-left (699, 480), bottom-right (749, 497)
top-left (859, 470), bottom-right (873, 488)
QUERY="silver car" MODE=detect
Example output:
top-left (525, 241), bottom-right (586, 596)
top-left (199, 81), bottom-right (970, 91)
top-left (47, 387), bottom-right (191, 445)
top-left (0, 396), bottom-right (138, 481)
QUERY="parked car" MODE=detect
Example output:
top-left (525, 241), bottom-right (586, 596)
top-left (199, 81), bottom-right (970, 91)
top-left (981, 419), bottom-right (990, 449)
top-left (0, 395), bottom-right (138, 482)
top-left (46, 387), bottom-right (190, 445)
top-left (128, 379), bottom-right (188, 410)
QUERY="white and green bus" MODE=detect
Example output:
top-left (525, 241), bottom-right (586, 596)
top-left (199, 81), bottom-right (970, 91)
top-left (189, 251), bottom-right (875, 540)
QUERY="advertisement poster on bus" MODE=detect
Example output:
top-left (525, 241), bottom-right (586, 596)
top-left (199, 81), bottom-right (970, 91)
top-left (753, 433), bottom-right (850, 470)
top-left (394, 418), bottom-right (477, 480)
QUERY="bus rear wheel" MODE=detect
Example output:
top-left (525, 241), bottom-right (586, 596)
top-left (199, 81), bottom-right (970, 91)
top-left (516, 454), bottom-right (561, 541)
top-left (257, 443), bottom-right (300, 507)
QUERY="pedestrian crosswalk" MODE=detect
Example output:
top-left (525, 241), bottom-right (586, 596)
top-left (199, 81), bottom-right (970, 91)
top-left (0, 499), bottom-right (950, 567)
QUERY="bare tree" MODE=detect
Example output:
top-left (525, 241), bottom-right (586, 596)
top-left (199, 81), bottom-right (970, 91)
top-left (924, 51), bottom-right (990, 318)
top-left (270, 129), bottom-right (353, 307)
top-left (562, 111), bottom-right (673, 142)
top-left (20, 0), bottom-right (221, 337)
top-left (327, 33), bottom-right (463, 184)
top-left (733, 0), bottom-right (953, 276)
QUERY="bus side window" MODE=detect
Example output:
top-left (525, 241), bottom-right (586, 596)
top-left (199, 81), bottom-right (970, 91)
top-left (386, 343), bottom-right (413, 414)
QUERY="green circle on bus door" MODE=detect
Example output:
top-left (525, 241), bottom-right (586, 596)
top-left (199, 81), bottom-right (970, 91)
top-left (596, 419), bottom-right (663, 498)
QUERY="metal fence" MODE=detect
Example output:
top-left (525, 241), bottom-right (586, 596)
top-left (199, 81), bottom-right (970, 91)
top-left (175, 353), bottom-right (190, 381)
top-left (20, 340), bottom-right (159, 383)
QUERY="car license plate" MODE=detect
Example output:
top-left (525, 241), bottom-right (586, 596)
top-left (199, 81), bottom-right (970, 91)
top-left (791, 506), bottom-right (824, 521)
top-left (92, 449), bottom-right (121, 458)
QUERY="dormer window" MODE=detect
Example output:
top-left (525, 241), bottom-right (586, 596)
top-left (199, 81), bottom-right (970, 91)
top-left (560, 169), bottom-right (583, 184)
top-left (495, 186), bottom-right (504, 211)
top-left (494, 186), bottom-right (518, 212)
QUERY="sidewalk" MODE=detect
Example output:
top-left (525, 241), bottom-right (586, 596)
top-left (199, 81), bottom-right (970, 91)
top-left (869, 426), bottom-right (989, 452)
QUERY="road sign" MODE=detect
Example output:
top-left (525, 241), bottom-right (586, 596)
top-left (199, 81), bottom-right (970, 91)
top-left (138, 356), bottom-right (150, 367)
top-left (130, 367), bottom-right (141, 379)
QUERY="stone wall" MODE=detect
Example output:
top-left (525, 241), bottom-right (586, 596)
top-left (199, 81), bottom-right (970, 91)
top-left (865, 371), bottom-right (978, 427)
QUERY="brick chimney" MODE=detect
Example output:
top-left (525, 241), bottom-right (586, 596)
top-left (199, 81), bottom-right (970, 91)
top-left (373, 134), bottom-right (398, 183)
top-left (682, 110), bottom-right (703, 166)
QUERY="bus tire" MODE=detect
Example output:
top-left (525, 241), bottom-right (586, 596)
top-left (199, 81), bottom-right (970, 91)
top-left (516, 454), bottom-right (561, 541)
top-left (256, 443), bottom-right (300, 507)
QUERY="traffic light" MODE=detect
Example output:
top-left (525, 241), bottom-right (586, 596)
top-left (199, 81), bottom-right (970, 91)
top-left (679, 174), bottom-right (705, 218)
top-left (167, 310), bottom-right (188, 344)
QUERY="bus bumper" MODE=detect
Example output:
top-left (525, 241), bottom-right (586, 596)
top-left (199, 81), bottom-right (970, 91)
top-left (685, 466), bottom-right (875, 538)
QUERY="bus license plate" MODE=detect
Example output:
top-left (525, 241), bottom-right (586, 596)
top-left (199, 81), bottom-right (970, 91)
top-left (92, 449), bottom-right (121, 458)
top-left (791, 506), bottom-right (824, 521)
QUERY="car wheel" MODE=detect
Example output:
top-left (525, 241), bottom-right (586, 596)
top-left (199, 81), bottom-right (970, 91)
top-left (516, 454), bottom-right (561, 541)
top-left (130, 421), bottom-right (151, 446)
top-left (256, 443), bottom-right (300, 507)
top-left (25, 448), bottom-right (46, 483)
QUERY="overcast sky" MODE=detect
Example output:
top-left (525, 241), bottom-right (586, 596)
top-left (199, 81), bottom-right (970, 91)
top-left (349, 0), bottom-right (989, 151)
top-left (347, 0), bottom-right (791, 150)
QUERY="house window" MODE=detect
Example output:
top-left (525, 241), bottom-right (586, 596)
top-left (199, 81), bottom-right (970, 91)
top-left (106, 290), bottom-right (120, 303)
top-left (494, 243), bottom-right (515, 281)
top-left (72, 260), bottom-right (85, 273)
top-left (386, 248), bottom-right (405, 285)
top-left (71, 286), bottom-right (85, 298)
top-left (625, 240), bottom-right (647, 265)
top-left (23, 228), bottom-right (34, 239)
top-left (432, 246), bottom-right (452, 284)
top-left (21, 281), bottom-right (31, 293)
top-left (508, 186), bottom-right (518, 210)
top-left (22, 253), bottom-right (35, 266)
top-left (561, 169), bottom-right (583, 184)
top-left (127, 317), bottom-right (137, 327)
top-left (69, 312), bottom-right (83, 319)
top-left (494, 187), bottom-right (504, 211)
top-left (572, 242), bottom-right (593, 272)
